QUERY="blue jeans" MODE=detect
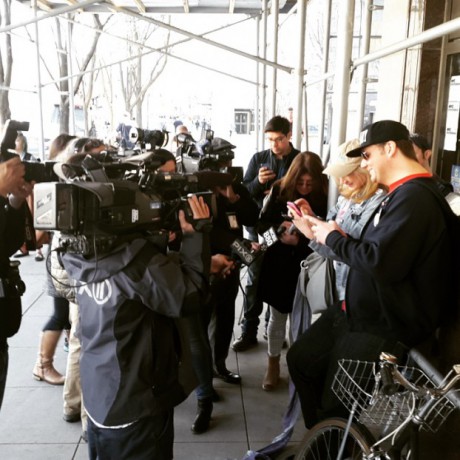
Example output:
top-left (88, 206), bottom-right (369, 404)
top-left (0, 339), bottom-right (8, 412)
top-left (87, 410), bottom-right (174, 460)
top-left (287, 306), bottom-right (404, 428)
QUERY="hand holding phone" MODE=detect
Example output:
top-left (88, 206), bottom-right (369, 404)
top-left (258, 163), bottom-right (276, 185)
top-left (287, 201), bottom-right (302, 217)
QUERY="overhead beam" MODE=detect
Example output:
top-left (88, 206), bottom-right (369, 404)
top-left (0, 0), bottom-right (100, 33)
top-left (104, 0), bottom-right (295, 74)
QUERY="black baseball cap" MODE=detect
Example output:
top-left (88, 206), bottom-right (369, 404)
top-left (346, 120), bottom-right (410, 158)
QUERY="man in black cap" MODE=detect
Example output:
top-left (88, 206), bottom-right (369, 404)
top-left (287, 120), bottom-right (458, 429)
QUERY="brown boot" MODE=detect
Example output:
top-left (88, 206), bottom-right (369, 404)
top-left (33, 331), bottom-right (65, 385)
top-left (262, 354), bottom-right (280, 391)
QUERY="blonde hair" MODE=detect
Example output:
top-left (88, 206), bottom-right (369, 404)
top-left (339, 168), bottom-right (379, 203)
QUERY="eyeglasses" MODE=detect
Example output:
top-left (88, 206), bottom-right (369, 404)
top-left (266, 135), bottom-right (286, 144)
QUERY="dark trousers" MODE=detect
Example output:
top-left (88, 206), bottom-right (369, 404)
top-left (186, 308), bottom-right (214, 400)
top-left (0, 339), bottom-right (8, 411)
top-left (208, 267), bottom-right (240, 370)
top-left (240, 227), bottom-right (265, 338)
top-left (287, 306), bottom-right (403, 429)
top-left (87, 410), bottom-right (174, 460)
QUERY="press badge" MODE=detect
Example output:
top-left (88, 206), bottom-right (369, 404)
top-left (226, 212), bottom-right (240, 230)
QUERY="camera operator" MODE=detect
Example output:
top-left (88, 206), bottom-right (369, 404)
top-left (59, 193), bottom-right (212, 459)
top-left (154, 148), bottom-right (236, 435)
top-left (0, 156), bottom-right (33, 410)
top-left (205, 138), bottom-right (260, 386)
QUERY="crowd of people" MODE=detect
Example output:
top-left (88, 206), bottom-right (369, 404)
top-left (0, 114), bottom-right (458, 459)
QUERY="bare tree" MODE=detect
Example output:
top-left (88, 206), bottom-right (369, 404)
top-left (49, 14), bottom-right (110, 134)
top-left (0, 0), bottom-right (12, 126)
top-left (118, 17), bottom-right (170, 127)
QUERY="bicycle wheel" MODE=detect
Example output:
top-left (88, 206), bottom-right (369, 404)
top-left (294, 418), bottom-right (375, 460)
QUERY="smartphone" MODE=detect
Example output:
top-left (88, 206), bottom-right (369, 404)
top-left (287, 201), bottom-right (302, 217)
top-left (260, 162), bottom-right (272, 170)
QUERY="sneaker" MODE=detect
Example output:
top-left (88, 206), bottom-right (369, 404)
top-left (232, 335), bottom-right (258, 352)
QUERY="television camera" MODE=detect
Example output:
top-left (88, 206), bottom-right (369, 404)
top-left (33, 150), bottom-right (233, 256)
top-left (127, 127), bottom-right (169, 153)
top-left (0, 119), bottom-right (58, 183)
top-left (175, 130), bottom-right (242, 182)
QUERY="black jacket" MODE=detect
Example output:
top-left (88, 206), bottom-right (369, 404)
top-left (209, 181), bottom-right (259, 256)
top-left (62, 233), bottom-right (210, 426)
top-left (257, 183), bottom-right (328, 313)
top-left (0, 197), bottom-right (26, 340)
top-left (243, 145), bottom-right (300, 208)
top-left (327, 178), bottom-right (456, 347)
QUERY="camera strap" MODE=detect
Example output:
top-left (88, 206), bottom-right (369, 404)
top-left (24, 203), bottom-right (37, 251)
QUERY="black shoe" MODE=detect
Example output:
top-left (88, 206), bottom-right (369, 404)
top-left (211, 388), bottom-right (221, 402)
top-left (63, 412), bottom-right (81, 423)
top-left (214, 367), bottom-right (241, 384)
top-left (14, 250), bottom-right (29, 258)
top-left (191, 397), bottom-right (213, 434)
top-left (232, 335), bottom-right (258, 352)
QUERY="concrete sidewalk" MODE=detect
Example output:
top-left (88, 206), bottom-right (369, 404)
top-left (0, 249), bottom-right (305, 460)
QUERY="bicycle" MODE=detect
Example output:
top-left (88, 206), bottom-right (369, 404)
top-left (294, 350), bottom-right (460, 459)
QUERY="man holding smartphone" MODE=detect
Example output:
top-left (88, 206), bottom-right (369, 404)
top-left (232, 115), bottom-right (300, 352)
top-left (287, 120), bottom-right (458, 429)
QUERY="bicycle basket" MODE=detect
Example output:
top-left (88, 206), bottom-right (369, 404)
top-left (332, 359), bottom-right (455, 433)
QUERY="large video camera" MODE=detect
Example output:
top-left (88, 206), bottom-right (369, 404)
top-left (33, 151), bottom-right (233, 255)
top-left (175, 130), bottom-right (239, 178)
top-left (0, 119), bottom-right (58, 183)
top-left (128, 127), bottom-right (169, 152)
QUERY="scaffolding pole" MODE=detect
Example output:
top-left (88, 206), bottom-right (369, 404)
top-left (33, 0), bottom-right (45, 159)
top-left (292, 0), bottom-right (307, 149)
top-left (270, 0), bottom-right (279, 118)
top-left (318, 0), bottom-right (332, 158)
top-left (328, 0), bottom-right (356, 208)
top-left (356, 0), bottom-right (372, 131)
top-left (261, 0), bottom-right (268, 150)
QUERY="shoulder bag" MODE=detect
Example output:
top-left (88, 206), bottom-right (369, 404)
top-left (298, 252), bottom-right (336, 314)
